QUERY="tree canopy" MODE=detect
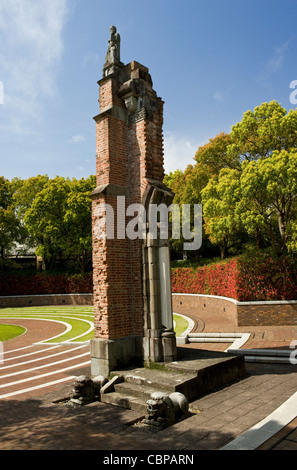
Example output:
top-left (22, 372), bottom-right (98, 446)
top-left (3, 100), bottom-right (297, 269)
top-left (1, 174), bottom-right (96, 272)
top-left (165, 101), bottom-right (297, 260)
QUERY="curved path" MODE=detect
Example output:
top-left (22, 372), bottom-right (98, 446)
top-left (0, 318), bottom-right (91, 400)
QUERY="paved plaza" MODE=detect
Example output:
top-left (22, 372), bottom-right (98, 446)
top-left (1, 305), bottom-right (297, 451)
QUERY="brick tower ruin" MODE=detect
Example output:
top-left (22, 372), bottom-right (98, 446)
top-left (90, 26), bottom-right (176, 376)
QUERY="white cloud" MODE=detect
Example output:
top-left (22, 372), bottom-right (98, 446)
top-left (163, 132), bottom-right (199, 174)
top-left (0, 0), bottom-right (70, 127)
top-left (69, 135), bottom-right (85, 144)
top-left (267, 41), bottom-right (290, 73)
top-left (258, 39), bottom-right (291, 87)
top-left (213, 91), bottom-right (224, 101)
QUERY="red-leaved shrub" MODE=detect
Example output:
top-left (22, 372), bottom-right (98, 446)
top-left (171, 255), bottom-right (297, 301)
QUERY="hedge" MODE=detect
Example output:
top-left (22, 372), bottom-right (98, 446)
top-left (0, 273), bottom-right (93, 296)
top-left (1, 254), bottom-right (297, 302)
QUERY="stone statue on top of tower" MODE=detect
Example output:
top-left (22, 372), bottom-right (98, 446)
top-left (103, 26), bottom-right (122, 77)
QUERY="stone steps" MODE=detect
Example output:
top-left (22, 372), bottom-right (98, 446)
top-left (99, 349), bottom-right (247, 412)
top-left (115, 381), bottom-right (165, 400)
top-left (100, 390), bottom-right (148, 413)
top-left (100, 367), bottom-right (196, 413)
top-left (117, 367), bottom-right (196, 392)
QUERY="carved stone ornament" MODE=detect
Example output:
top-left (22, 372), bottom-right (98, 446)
top-left (70, 375), bottom-right (108, 405)
top-left (142, 391), bottom-right (189, 429)
top-left (103, 26), bottom-right (122, 77)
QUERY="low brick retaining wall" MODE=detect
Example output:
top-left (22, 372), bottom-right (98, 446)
top-left (172, 293), bottom-right (297, 326)
top-left (236, 300), bottom-right (297, 326)
top-left (1, 292), bottom-right (297, 326)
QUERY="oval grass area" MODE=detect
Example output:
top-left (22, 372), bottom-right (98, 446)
top-left (0, 323), bottom-right (26, 342)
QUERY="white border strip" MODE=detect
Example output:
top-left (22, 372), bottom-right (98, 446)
top-left (186, 332), bottom-right (251, 351)
top-left (173, 313), bottom-right (195, 337)
top-left (221, 391), bottom-right (297, 450)
top-left (0, 315), bottom-right (94, 344)
top-left (173, 293), bottom-right (238, 304)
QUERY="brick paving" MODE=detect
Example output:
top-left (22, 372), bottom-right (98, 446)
top-left (1, 307), bottom-right (297, 451)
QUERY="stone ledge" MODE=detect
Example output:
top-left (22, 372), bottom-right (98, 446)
top-left (90, 183), bottom-right (127, 198)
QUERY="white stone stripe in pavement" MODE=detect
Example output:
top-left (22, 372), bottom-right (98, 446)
top-left (0, 360), bottom-right (91, 389)
top-left (0, 375), bottom-right (77, 400)
top-left (0, 343), bottom-right (59, 357)
top-left (0, 352), bottom-right (90, 379)
top-left (0, 344), bottom-right (87, 370)
top-left (221, 391), bottom-right (297, 450)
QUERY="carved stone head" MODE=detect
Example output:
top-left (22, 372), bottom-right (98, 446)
top-left (71, 375), bottom-right (94, 399)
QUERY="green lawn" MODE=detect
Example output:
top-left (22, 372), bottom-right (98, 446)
top-left (0, 323), bottom-right (26, 342)
top-left (0, 306), bottom-right (190, 343)
top-left (173, 314), bottom-right (189, 337)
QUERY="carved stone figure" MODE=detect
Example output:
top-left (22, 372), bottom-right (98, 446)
top-left (142, 391), bottom-right (189, 429)
top-left (70, 375), bottom-right (95, 405)
top-left (105, 25), bottom-right (121, 65)
top-left (70, 374), bottom-right (108, 405)
top-left (102, 26), bottom-right (122, 77)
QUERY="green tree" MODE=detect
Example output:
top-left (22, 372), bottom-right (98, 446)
top-left (63, 175), bottom-right (96, 272)
top-left (23, 175), bottom-right (96, 271)
top-left (11, 175), bottom-right (50, 253)
top-left (195, 132), bottom-right (238, 173)
top-left (238, 150), bottom-right (297, 253)
top-left (24, 176), bottom-right (71, 269)
top-left (0, 177), bottom-right (23, 258)
top-left (12, 175), bottom-right (49, 219)
top-left (201, 169), bottom-right (242, 259)
top-left (228, 101), bottom-right (297, 163)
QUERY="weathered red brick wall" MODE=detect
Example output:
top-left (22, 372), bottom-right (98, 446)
top-left (143, 107), bottom-right (164, 182)
top-left (237, 302), bottom-right (297, 326)
top-left (92, 61), bottom-right (165, 341)
top-left (0, 294), bottom-right (93, 308)
top-left (172, 294), bottom-right (238, 324)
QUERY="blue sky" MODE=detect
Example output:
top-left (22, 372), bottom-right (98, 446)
top-left (0, 0), bottom-right (297, 180)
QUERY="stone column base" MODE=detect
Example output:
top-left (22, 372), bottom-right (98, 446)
top-left (143, 328), bottom-right (177, 364)
top-left (90, 335), bottom-right (143, 377)
top-left (162, 329), bottom-right (177, 362)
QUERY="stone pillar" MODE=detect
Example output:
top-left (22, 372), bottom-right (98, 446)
top-left (90, 27), bottom-right (176, 377)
